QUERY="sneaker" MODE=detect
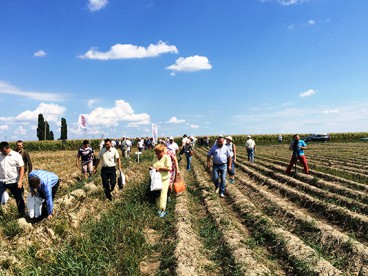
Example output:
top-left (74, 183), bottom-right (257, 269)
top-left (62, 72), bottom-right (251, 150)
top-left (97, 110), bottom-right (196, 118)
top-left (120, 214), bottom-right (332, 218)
top-left (215, 187), bottom-right (220, 194)
top-left (158, 210), bottom-right (162, 216)
top-left (229, 179), bottom-right (235, 184)
top-left (159, 211), bottom-right (167, 218)
top-left (220, 193), bottom-right (225, 198)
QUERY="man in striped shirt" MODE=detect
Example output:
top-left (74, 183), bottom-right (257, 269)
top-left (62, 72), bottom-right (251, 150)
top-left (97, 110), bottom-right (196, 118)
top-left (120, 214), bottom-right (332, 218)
top-left (29, 170), bottom-right (60, 220)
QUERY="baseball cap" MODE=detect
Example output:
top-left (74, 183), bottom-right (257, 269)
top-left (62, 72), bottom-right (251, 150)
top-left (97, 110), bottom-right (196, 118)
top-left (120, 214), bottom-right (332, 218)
top-left (169, 136), bottom-right (174, 140)
top-left (247, 135), bottom-right (251, 138)
top-left (217, 135), bottom-right (224, 138)
top-left (225, 136), bottom-right (233, 141)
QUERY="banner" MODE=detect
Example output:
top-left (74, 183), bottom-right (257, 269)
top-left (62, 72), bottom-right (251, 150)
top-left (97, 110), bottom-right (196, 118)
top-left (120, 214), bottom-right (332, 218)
top-left (151, 123), bottom-right (158, 143)
top-left (78, 114), bottom-right (88, 129)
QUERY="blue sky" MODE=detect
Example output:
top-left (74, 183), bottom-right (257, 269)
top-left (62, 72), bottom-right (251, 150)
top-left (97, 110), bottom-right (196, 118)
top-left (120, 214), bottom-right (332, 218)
top-left (1, 0), bottom-right (367, 141)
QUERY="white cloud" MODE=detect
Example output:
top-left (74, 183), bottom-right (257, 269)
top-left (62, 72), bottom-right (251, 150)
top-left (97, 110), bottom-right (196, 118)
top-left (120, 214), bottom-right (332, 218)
top-left (278, 0), bottom-right (304, 6)
top-left (88, 0), bottom-right (108, 12)
top-left (299, 89), bottom-right (316, 98)
top-left (79, 41), bottom-right (178, 60)
top-left (166, 55), bottom-right (212, 72)
top-left (0, 80), bottom-right (67, 101)
top-left (16, 103), bottom-right (67, 123)
top-left (166, 116), bottom-right (186, 124)
top-left (0, 125), bottom-right (9, 130)
top-left (190, 124), bottom-right (199, 129)
top-left (322, 109), bottom-right (339, 114)
top-left (86, 100), bottom-right (150, 127)
top-left (14, 126), bottom-right (27, 135)
top-left (34, 50), bottom-right (47, 57)
top-left (308, 19), bottom-right (315, 25)
top-left (287, 24), bottom-right (294, 30)
top-left (88, 98), bottom-right (99, 108)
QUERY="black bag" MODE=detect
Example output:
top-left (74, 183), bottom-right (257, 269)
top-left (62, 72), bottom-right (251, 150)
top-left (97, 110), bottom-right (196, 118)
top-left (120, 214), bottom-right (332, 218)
top-left (145, 182), bottom-right (161, 198)
top-left (93, 156), bottom-right (98, 167)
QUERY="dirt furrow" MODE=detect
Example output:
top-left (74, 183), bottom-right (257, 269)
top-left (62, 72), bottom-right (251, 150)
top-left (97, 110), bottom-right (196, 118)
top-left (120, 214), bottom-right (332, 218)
top-left (174, 171), bottom-right (214, 276)
top-left (193, 155), bottom-right (343, 275)
top-left (190, 161), bottom-right (272, 275)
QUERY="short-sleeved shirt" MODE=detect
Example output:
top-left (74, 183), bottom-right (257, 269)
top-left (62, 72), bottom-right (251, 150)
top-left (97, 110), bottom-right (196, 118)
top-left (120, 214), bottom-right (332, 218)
top-left (246, 139), bottom-right (256, 149)
top-left (0, 150), bottom-right (24, 184)
top-left (98, 147), bottom-right (120, 167)
top-left (225, 142), bottom-right (235, 158)
top-left (77, 147), bottom-right (94, 165)
top-left (152, 154), bottom-right (172, 181)
top-left (29, 170), bottom-right (59, 215)
top-left (166, 142), bottom-right (179, 154)
top-left (207, 144), bottom-right (232, 165)
top-left (290, 139), bottom-right (307, 156)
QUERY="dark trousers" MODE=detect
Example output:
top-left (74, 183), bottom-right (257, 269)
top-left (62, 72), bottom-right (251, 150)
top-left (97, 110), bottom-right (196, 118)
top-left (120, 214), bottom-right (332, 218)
top-left (0, 182), bottom-right (25, 214)
top-left (101, 167), bottom-right (116, 200)
top-left (38, 180), bottom-right (60, 220)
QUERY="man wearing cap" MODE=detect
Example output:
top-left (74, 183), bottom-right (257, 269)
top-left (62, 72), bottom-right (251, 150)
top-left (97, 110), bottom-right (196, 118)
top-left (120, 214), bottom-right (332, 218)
top-left (166, 136), bottom-right (179, 156)
top-left (207, 136), bottom-right (232, 198)
top-left (245, 135), bottom-right (256, 162)
top-left (225, 136), bottom-right (236, 183)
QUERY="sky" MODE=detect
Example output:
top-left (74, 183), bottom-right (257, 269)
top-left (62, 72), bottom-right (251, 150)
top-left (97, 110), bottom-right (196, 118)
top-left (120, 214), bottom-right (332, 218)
top-left (1, 0), bottom-right (367, 141)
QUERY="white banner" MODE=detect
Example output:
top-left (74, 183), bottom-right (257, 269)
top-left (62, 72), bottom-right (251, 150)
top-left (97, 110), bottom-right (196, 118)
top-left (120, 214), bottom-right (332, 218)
top-left (151, 123), bottom-right (158, 143)
top-left (78, 114), bottom-right (88, 129)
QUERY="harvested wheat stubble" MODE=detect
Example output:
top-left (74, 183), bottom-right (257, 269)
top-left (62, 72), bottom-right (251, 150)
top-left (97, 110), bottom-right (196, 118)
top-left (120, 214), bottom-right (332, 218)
top-left (174, 172), bottom-right (214, 276)
top-left (194, 153), bottom-right (342, 275)
top-left (191, 161), bottom-right (272, 275)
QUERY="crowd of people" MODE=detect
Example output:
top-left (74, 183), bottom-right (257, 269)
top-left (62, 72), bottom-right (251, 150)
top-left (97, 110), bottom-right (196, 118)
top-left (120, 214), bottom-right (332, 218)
top-left (0, 133), bottom-right (308, 221)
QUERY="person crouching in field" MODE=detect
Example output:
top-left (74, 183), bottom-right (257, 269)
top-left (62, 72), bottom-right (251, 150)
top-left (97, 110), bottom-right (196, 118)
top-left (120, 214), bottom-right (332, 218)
top-left (93, 138), bottom-right (123, 201)
top-left (76, 140), bottom-right (95, 180)
top-left (286, 134), bottom-right (309, 175)
top-left (151, 144), bottom-right (172, 218)
top-left (28, 170), bottom-right (60, 220)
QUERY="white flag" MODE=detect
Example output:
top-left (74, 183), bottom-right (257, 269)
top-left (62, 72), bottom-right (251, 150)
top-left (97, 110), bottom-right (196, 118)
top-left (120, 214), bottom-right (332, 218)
top-left (78, 114), bottom-right (88, 129)
top-left (151, 123), bottom-right (158, 143)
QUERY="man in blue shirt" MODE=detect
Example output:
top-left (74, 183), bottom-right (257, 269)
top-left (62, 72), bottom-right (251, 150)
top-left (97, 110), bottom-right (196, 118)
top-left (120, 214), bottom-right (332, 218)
top-left (28, 170), bottom-right (60, 220)
top-left (286, 134), bottom-right (309, 175)
top-left (207, 136), bottom-right (232, 198)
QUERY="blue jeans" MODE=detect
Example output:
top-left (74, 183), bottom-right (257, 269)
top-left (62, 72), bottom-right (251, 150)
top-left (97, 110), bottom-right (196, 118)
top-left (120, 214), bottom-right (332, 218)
top-left (212, 163), bottom-right (227, 194)
top-left (185, 152), bottom-right (192, 170)
top-left (228, 157), bottom-right (235, 176)
top-left (247, 148), bottom-right (255, 162)
top-left (0, 181), bottom-right (25, 213)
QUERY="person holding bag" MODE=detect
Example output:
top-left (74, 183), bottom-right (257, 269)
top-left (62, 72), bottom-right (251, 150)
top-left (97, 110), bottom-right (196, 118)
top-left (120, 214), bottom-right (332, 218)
top-left (150, 144), bottom-right (172, 218)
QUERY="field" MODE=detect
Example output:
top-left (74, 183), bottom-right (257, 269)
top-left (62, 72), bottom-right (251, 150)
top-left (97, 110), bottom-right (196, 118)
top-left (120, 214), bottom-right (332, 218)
top-left (1, 142), bottom-right (368, 275)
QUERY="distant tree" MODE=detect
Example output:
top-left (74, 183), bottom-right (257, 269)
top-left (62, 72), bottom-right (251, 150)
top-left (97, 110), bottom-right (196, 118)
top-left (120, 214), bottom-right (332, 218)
top-left (37, 114), bottom-right (46, 140)
top-left (60, 117), bottom-right (67, 140)
top-left (48, 131), bottom-right (54, 140)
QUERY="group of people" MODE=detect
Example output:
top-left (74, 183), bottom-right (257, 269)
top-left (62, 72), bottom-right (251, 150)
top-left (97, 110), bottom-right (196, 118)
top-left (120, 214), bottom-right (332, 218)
top-left (0, 141), bottom-right (60, 221)
top-left (206, 133), bottom-right (308, 198)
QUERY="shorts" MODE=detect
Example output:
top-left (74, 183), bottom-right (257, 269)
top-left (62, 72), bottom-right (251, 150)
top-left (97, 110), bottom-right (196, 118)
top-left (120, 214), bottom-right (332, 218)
top-left (82, 162), bottom-right (93, 174)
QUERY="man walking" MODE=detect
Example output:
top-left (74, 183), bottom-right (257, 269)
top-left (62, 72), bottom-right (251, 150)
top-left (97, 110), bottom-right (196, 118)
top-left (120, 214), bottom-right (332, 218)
top-left (93, 138), bottom-right (123, 200)
top-left (76, 140), bottom-right (95, 180)
top-left (15, 140), bottom-right (32, 175)
top-left (0, 141), bottom-right (25, 216)
top-left (286, 134), bottom-right (309, 175)
top-left (245, 135), bottom-right (256, 162)
top-left (207, 136), bottom-right (232, 198)
top-left (28, 170), bottom-right (60, 220)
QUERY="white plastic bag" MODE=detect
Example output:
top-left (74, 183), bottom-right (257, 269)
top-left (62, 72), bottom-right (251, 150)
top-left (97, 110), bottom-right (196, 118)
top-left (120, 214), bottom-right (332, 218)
top-left (149, 169), bottom-right (163, 191)
top-left (26, 193), bottom-right (44, 218)
top-left (117, 169), bottom-right (126, 189)
top-left (1, 191), bottom-right (9, 205)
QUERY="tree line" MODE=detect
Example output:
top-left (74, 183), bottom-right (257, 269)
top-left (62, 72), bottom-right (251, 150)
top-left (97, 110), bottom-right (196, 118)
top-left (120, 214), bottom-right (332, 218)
top-left (37, 114), bottom-right (67, 141)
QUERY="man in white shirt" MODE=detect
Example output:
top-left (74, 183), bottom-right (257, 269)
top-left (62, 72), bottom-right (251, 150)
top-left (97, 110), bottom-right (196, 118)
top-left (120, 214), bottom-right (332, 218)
top-left (245, 135), bottom-right (256, 162)
top-left (166, 136), bottom-right (179, 155)
top-left (178, 134), bottom-right (188, 162)
top-left (93, 139), bottom-right (123, 200)
top-left (0, 141), bottom-right (25, 216)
